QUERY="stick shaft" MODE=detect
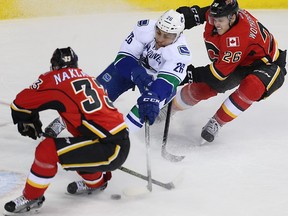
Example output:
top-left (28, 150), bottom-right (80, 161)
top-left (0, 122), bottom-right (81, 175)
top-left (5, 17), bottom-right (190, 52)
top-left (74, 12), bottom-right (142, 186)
top-left (118, 166), bottom-right (174, 190)
top-left (145, 120), bottom-right (152, 191)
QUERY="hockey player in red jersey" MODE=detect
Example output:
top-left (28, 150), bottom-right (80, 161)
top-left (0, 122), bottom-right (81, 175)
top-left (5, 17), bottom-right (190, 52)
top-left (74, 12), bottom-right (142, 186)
top-left (169, 0), bottom-right (287, 143)
top-left (4, 47), bottom-right (130, 214)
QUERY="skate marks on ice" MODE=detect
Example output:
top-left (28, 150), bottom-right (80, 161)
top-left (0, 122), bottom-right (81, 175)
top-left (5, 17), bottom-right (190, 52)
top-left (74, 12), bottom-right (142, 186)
top-left (0, 170), bottom-right (25, 198)
top-left (150, 121), bottom-right (205, 157)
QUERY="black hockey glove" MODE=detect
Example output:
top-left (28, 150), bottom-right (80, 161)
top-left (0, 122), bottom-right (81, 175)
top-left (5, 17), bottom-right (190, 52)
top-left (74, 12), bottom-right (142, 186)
top-left (275, 49), bottom-right (287, 69)
top-left (18, 118), bottom-right (43, 140)
top-left (180, 64), bottom-right (194, 85)
top-left (177, 6), bottom-right (202, 29)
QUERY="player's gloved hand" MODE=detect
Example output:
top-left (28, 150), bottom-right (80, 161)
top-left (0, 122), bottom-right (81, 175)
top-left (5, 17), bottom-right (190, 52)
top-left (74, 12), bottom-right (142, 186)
top-left (137, 91), bottom-right (160, 125)
top-left (131, 66), bottom-right (153, 93)
top-left (177, 6), bottom-right (201, 29)
top-left (180, 64), bottom-right (194, 85)
top-left (17, 118), bottom-right (43, 140)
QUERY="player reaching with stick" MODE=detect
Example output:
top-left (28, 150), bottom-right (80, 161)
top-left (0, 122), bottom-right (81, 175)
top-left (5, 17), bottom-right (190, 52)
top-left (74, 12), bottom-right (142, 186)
top-left (4, 47), bottom-right (130, 214)
top-left (45, 10), bottom-right (191, 136)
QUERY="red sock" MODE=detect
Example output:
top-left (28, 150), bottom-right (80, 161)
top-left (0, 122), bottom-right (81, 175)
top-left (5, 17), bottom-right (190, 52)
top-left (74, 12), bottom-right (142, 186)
top-left (215, 75), bottom-right (265, 125)
top-left (77, 171), bottom-right (112, 188)
top-left (23, 138), bottom-right (59, 200)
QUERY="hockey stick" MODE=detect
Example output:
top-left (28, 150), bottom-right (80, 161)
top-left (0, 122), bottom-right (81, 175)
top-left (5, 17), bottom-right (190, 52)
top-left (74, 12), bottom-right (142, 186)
top-left (145, 119), bottom-right (152, 191)
top-left (0, 100), bottom-right (13, 127)
top-left (0, 100), bottom-right (11, 106)
top-left (0, 122), bottom-right (12, 127)
top-left (118, 166), bottom-right (175, 190)
top-left (161, 102), bottom-right (185, 162)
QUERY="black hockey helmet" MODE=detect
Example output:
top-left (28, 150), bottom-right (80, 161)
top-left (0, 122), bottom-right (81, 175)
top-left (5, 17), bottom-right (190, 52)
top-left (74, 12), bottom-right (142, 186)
top-left (210, 0), bottom-right (239, 18)
top-left (50, 47), bottom-right (78, 70)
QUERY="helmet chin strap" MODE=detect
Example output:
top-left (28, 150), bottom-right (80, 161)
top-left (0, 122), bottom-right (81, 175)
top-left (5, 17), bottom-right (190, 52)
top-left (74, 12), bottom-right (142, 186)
top-left (228, 13), bottom-right (236, 27)
top-left (173, 32), bottom-right (182, 43)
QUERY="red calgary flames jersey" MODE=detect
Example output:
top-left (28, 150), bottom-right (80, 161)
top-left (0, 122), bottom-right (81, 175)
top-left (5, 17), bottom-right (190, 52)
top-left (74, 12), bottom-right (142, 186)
top-left (12, 68), bottom-right (127, 138)
top-left (204, 9), bottom-right (279, 80)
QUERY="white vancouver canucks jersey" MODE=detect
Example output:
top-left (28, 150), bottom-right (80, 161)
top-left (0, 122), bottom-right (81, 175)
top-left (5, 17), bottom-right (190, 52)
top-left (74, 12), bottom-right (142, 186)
top-left (118, 19), bottom-right (191, 84)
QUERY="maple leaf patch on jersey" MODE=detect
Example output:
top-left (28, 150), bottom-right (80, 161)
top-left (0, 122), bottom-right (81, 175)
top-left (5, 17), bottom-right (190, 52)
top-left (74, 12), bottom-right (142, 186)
top-left (226, 37), bottom-right (240, 47)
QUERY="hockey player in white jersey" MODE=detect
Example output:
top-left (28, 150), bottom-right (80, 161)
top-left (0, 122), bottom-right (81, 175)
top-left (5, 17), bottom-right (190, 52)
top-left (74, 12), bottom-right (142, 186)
top-left (44, 10), bottom-right (191, 137)
top-left (97, 9), bottom-right (191, 131)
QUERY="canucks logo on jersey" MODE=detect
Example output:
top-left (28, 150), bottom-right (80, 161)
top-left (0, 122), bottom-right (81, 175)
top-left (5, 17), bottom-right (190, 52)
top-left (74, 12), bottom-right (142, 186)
top-left (178, 45), bottom-right (190, 55)
top-left (137, 20), bottom-right (149, 27)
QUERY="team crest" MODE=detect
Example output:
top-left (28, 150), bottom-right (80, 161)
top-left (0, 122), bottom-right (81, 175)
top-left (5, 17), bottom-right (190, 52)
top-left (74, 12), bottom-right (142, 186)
top-left (226, 37), bottom-right (240, 47)
top-left (137, 20), bottom-right (149, 27)
top-left (102, 73), bottom-right (112, 82)
top-left (178, 45), bottom-right (190, 55)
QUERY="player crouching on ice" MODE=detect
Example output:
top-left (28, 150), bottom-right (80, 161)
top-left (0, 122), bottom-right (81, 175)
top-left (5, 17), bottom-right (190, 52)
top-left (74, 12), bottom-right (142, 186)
top-left (165, 0), bottom-right (286, 143)
top-left (45, 9), bottom-right (191, 136)
top-left (4, 47), bottom-right (130, 214)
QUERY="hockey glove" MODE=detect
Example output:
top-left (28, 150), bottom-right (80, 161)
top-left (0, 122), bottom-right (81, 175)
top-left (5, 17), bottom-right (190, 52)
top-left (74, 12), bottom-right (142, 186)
top-left (137, 91), bottom-right (160, 125)
top-left (18, 119), bottom-right (43, 140)
top-left (180, 64), bottom-right (194, 85)
top-left (176, 5), bottom-right (210, 29)
top-left (131, 66), bottom-right (153, 93)
top-left (177, 6), bottom-right (202, 29)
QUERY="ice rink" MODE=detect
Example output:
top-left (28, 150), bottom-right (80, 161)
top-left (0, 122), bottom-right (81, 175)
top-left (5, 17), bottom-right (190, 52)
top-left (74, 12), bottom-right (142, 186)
top-left (0, 9), bottom-right (288, 216)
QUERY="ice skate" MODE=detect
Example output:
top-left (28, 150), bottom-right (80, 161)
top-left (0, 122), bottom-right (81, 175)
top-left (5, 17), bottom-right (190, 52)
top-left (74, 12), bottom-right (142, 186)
top-left (201, 117), bottom-right (221, 144)
top-left (67, 180), bottom-right (108, 195)
top-left (155, 104), bottom-right (175, 124)
top-left (4, 195), bottom-right (45, 214)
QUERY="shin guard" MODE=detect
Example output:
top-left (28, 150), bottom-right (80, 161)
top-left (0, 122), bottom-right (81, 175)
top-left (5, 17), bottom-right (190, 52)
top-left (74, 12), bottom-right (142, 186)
top-left (215, 75), bottom-right (265, 125)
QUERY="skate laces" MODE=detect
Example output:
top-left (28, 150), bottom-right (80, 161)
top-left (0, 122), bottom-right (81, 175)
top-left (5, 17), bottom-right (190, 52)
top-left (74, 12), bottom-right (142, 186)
top-left (67, 180), bottom-right (108, 194)
top-left (13, 195), bottom-right (30, 208)
top-left (204, 117), bottom-right (221, 135)
top-left (5, 195), bottom-right (44, 213)
top-left (201, 117), bottom-right (221, 143)
top-left (76, 181), bottom-right (91, 192)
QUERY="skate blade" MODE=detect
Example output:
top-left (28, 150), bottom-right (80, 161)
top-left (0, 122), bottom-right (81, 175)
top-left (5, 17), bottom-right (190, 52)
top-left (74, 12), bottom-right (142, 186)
top-left (200, 138), bottom-right (208, 145)
top-left (3, 207), bottom-right (42, 216)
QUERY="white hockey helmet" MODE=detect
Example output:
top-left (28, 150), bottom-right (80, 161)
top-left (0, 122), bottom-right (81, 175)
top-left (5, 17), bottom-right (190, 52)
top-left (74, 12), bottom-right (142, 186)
top-left (156, 9), bottom-right (185, 41)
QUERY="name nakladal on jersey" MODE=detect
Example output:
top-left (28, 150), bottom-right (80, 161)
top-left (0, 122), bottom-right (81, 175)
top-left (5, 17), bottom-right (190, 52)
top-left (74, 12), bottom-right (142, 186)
top-left (54, 69), bottom-right (88, 85)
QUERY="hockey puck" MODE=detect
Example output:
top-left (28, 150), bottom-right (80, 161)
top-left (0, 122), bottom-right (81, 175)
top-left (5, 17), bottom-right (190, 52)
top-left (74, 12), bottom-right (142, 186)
top-left (111, 194), bottom-right (121, 200)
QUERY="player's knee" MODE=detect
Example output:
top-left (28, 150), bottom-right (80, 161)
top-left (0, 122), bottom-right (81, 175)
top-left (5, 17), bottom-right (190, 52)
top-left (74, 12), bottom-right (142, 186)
top-left (181, 83), bottom-right (217, 104)
top-left (239, 75), bottom-right (265, 102)
top-left (35, 138), bottom-right (59, 165)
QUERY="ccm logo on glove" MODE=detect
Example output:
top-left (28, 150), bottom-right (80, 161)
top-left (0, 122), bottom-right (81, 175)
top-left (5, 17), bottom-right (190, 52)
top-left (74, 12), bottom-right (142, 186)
top-left (143, 98), bottom-right (160, 103)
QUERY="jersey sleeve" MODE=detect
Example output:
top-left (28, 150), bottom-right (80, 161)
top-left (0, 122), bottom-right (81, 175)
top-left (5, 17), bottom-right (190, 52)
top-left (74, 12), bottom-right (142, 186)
top-left (11, 69), bottom-right (127, 139)
top-left (150, 36), bottom-right (192, 101)
top-left (117, 19), bottom-right (155, 60)
top-left (157, 34), bottom-right (192, 88)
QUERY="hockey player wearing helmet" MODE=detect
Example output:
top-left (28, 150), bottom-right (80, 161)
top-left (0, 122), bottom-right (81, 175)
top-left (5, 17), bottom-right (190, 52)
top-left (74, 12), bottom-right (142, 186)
top-left (167, 0), bottom-right (287, 143)
top-left (50, 47), bottom-right (78, 70)
top-left (46, 10), bottom-right (189, 134)
top-left (156, 9), bottom-right (185, 45)
top-left (4, 47), bottom-right (130, 213)
top-left (44, 10), bottom-right (190, 136)
top-left (94, 9), bottom-right (191, 131)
